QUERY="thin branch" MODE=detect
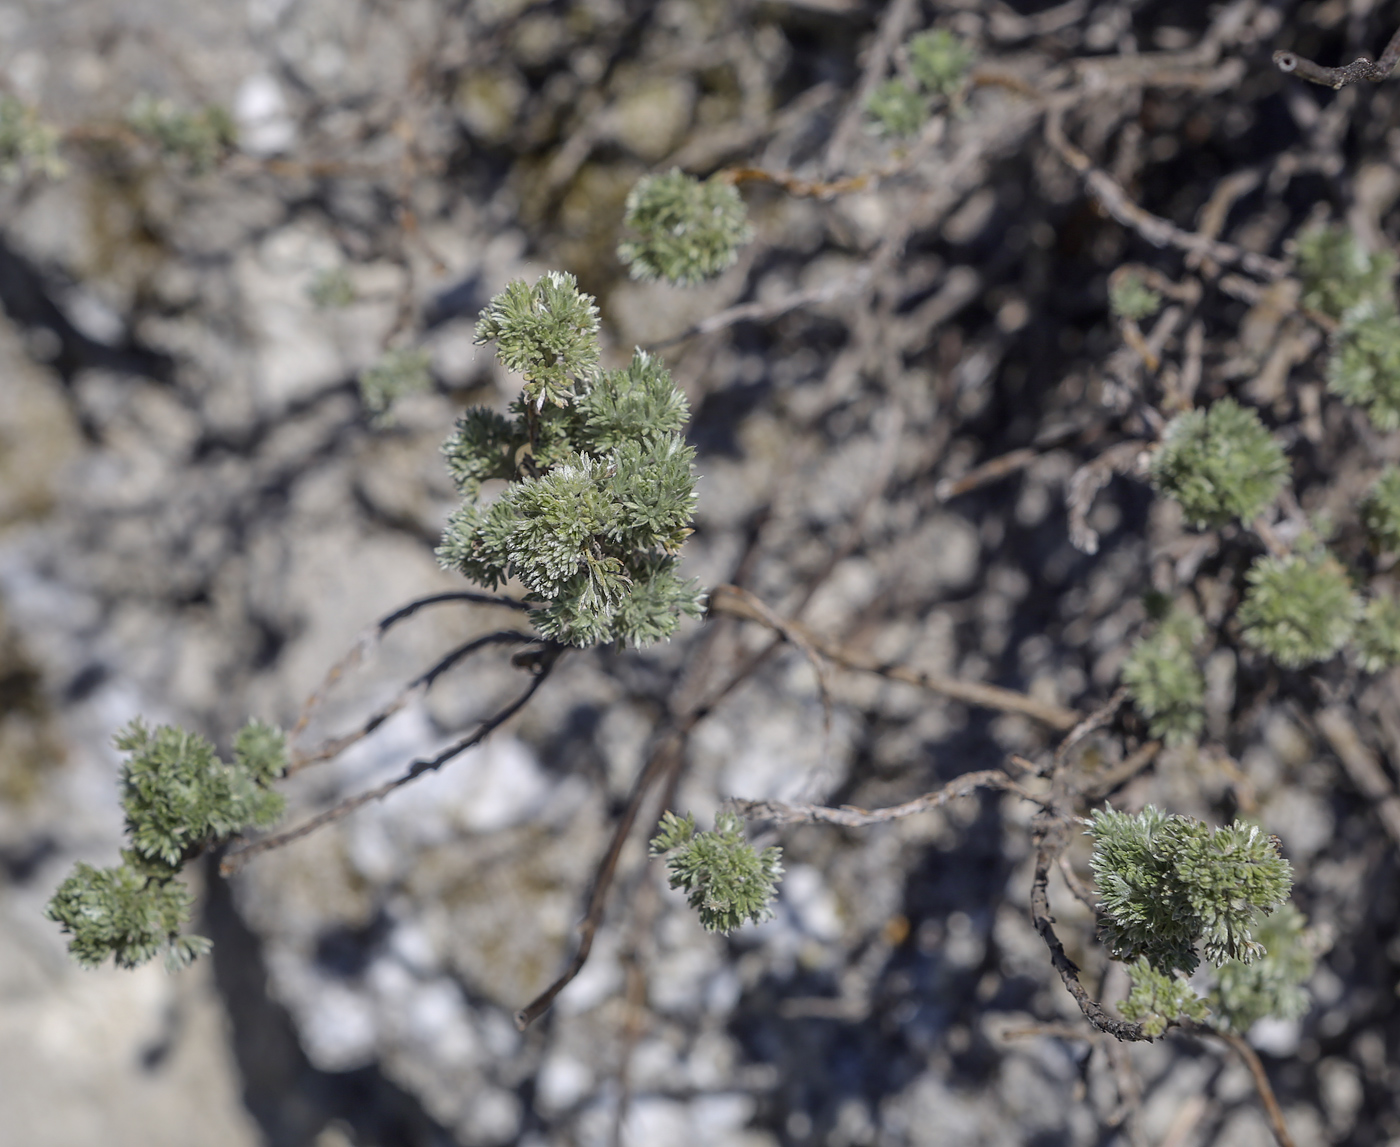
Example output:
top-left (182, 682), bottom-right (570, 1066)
top-left (285, 631), bottom-right (538, 775)
top-left (646, 266), bottom-right (873, 350)
top-left (514, 718), bottom-right (685, 1030)
top-left (288, 591), bottom-right (529, 744)
top-left (1044, 110), bottom-right (1288, 281)
top-left (708, 584), bottom-right (834, 752)
top-left (1055, 686), bottom-right (1130, 771)
top-left (1274, 25), bottom-right (1400, 90)
top-left (1057, 854), bottom-right (1099, 911)
top-left (1030, 816), bottom-right (1150, 1041)
top-left (936, 448), bottom-right (1039, 502)
top-left (719, 166), bottom-right (876, 199)
top-left (221, 653), bottom-right (558, 875)
top-left (708, 584), bottom-right (1082, 730)
top-left (1183, 1023), bottom-right (1298, 1147)
top-left (1079, 740), bottom-right (1162, 802)
top-left (1066, 441), bottom-right (1150, 557)
top-left (1315, 706), bottom-right (1400, 847)
top-left (731, 768), bottom-right (1046, 827)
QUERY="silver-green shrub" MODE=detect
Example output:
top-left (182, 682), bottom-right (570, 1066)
top-left (1121, 609), bottom-right (1206, 746)
top-left (439, 274), bottom-right (703, 647)
top-left (1238, 550), bottom-right (1359, 668)
top-left (617, 169), bottom-right (753, 287)
top-left (1149, 398), bottom-right (1289, 528)
top-left (45, 719), bottom-right (286, 969)
top-left (650, 811), bottom-right (784, 933)
top-left (1089, 806), bottom-right (1293, 976)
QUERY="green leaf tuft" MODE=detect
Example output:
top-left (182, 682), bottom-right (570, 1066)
top-left (1208, 904), bottom-right (1316, 1034)
top-left (1295, 224), bottom-right (1395, 319)
top-left (1089, 805), bottom-right (1293, 975)
top-left (1362, 466), bottom-right (1400, 552)
top-left (1119, 957), bottom-right (1209, 1037)
top-left (359, 347), bottom-right (434, 426)
top-left (650, 811), bottom-right (784, 933)
top-left (864, 79), bottom-right (928, 139)
top-left (0, 95), bottom-right (65, 183)
top-left (617, 170), bottom-right (753, 287)
top-left (906, 29), bottom-right (975, 98)
top-left (1327, 298), bottom-right (1400, 430)
top-left (1122, 608), bottom-right (1206, 746)
top-left (1110, 274), bottom-right (1162, 322)
top-left (1238, 550), bottom-right (1359, 668)
top-left (1149, 398), bottom-right (1289, 528)
top-left (46, 717), bottom-right (286, 969)
top-left (475, 272), bottom-right (601, 407)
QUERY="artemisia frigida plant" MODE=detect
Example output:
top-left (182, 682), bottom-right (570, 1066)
top-left (40, 25), bottom-right (1363, 1081)
top-left (45, 270), bottom-right (743, 969)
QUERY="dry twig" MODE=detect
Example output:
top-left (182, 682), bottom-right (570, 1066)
top-left (731, 768), bottom-right (1046, 827)
top-left (707, 584), bottom-right (1082, 730)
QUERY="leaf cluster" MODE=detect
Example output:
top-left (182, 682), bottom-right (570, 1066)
top-left (649, 811), bottom-right (784, 934)
top-left (442, 278), bottom-right (702, 647)
top-left (866, 28), bottom-right (974, 139)
top-left (1208, 903), bottom-right (1315, 1034)
top-left (0, 94), bottom-right (65, 183)
top-left (1362, 466), bottom-right (1400, 552)
top-left (1326, 297), bottom-right (1400, 430)
top-left (359, 347), bottom-right (434, 426)
top-left (906, 29), bottom-right (975, 99)
top-left (1089, 806), bottom-right (1293, 976)
top-left (45, 718), bottom-right (286, 970)
top-left (474, 272), bottom-right (601, 407)
top-left (1238, 550), bottom-right (1359, 668)
top-left (617, 169), bottom-right (753, 287)
top-left (308, 265), bottom-right (356, 309)
top-left (1121, 608), bottom-right (1206, 746)
top-left (1354, 594), bottom-right (1400, 673)
top-left (1119, 957), bottom-right (1209, 1037)
top-left (1149, 398), bottom-right (1289, 528)
top-left (125, 95), bottom-right (235, 173)
top-left (1295, 223), bottom-right (1395, 319)
top-left (1109, 274), bottom-right (1162, 322)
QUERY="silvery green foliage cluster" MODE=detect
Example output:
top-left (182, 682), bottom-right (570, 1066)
top-left (1149, 398), bottom-right (1289, 528)
top-left (1326, 298), bottom-right (1400, 430)
top-left (1209, 904), bottom-right (1316, 1034)
top-left (1362, 466), bottom-right (1400, 552)
top-left (439, 274), bottom-right (703, 647)
top-left (1119, 958), bottom-right (1209, 1037)
top-left (1121, 608), bottom-right (1206, 746)
top-left (864, 80), bottom-right (928, 139)
top-left (1109, 274), bottom-right (1163, 322)
top-left (1089, 806), bottom-right (1293, 977)
top-left (1238, 550), bottom-right (1359, 668)
top-left (45, 719), bottom-right (286, 969)
top-left (0, 94), bottom-right (65, 183)
top-left (649, 811), bottom-right (784, 933)
top-left (617, 169), bottom-right (754, 287)
top-left (866, 28), bottom-right (974, 139)
top-left (906, 29), bottom-right (976, 98)
top-left (358, 346), bottom-right (434, 426)
top-left (307, 265), bottom-right (357, 309)
top-left (1355, 595), bottom-right (1400, 673)
top-left (1295, 224), bottom-right (1400, 429)
top-left (125, 95), bottom-right (235, 173)
top-left (474, 272), bottom-right (601, 407)
top-left (1295, 223), bottom-right (1395, 320)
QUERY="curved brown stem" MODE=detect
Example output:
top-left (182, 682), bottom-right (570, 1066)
top-left (1183, 1023), bottom-right (1297, 1147)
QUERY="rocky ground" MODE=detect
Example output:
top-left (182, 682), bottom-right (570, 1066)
top-left (1, 1), bottom-right (1399, 1145)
